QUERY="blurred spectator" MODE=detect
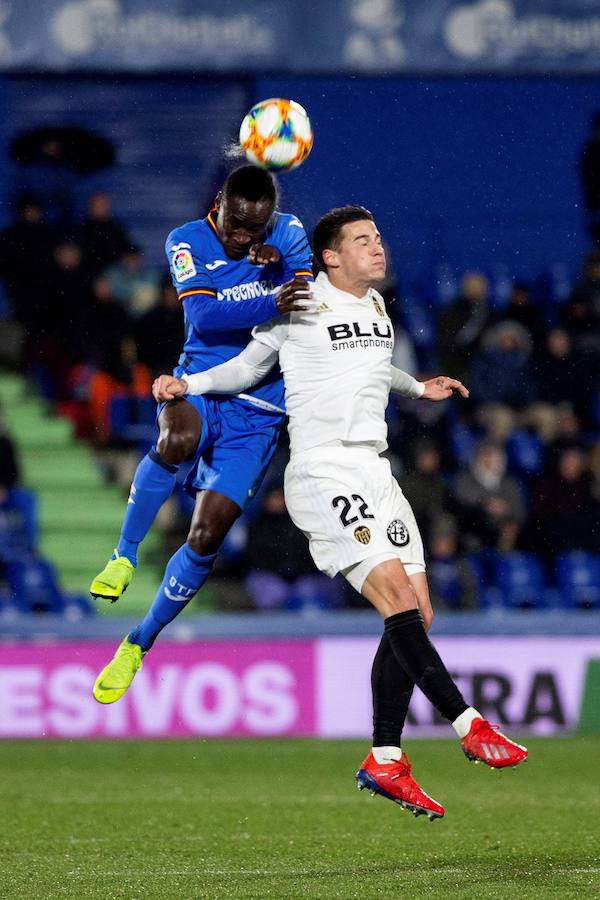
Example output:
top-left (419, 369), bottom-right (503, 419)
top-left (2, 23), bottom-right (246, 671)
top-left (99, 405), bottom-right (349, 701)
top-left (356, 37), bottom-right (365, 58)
top-left (136, 276), bottom-right (183, 378)
top-left (561, 249), bottom-right (600, 355)
top-left (84, 276), bottom-right (133, 376)
top-left (493, 282), bottom-right (545, 346)
top-left (401, 439), bottom-right (449, 544)
top-left (78, 192), bottom-right (131, 276)
top-left (469, 321), bottom-right (537, 410)
top-left (105, 245), bottom-right (160, 318)
top-left (437, 271), bottom-right (490, 380)
top-left (244, 485), bottom-right (337, 611)
top-left (427, 517), bottom-right (478, 611)
top-left (532, 328), bottom-right (594, 428)
top-left (580, 111), bottom-right (600, 244)
top-left (0, 414), bottom-right (19, 492)
top-left (531, 446), bottom-right (598, 557)
top-left (0, 194), bottom-right (54, 325)
top-left (88, 346), bottom-right (151, 445)
top-left (0, 415), bottom-right (37, 558)
top-left (26, 238), bottom-right (91, 401)
top-left (453, 442), bottom-right (526, 551)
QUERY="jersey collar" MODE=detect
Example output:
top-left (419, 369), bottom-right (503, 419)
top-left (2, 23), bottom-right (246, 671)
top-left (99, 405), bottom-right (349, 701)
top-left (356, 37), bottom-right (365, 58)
top-left (316, 271), bottom-right (373, 304)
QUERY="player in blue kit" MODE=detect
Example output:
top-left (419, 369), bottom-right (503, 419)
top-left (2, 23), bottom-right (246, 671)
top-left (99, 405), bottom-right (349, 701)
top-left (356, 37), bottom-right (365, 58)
top-left (91, 166), bottom-right (313, 703)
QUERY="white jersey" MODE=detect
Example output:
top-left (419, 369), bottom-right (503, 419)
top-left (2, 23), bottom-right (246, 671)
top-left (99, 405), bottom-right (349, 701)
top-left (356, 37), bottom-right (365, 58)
top-left (252, 272), bottom-right (395, 455)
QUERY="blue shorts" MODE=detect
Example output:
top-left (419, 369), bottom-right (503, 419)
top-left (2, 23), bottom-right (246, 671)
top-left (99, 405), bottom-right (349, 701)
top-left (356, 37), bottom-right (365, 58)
top-left (160, 390), bottom-right (283, 511)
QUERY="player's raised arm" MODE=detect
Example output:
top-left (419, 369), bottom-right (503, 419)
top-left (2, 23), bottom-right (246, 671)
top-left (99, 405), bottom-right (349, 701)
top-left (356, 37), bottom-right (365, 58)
top-left (152, 339), bottom-right (279, 402)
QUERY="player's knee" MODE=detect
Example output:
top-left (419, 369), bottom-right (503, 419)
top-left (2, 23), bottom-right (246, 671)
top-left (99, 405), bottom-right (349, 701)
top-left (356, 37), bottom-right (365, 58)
top-left (156, 428), bottom-right (197, 465)
top-left (381, 580), bottom-right (418, 617)
top-left (187, 519), bottom-right (225, 556)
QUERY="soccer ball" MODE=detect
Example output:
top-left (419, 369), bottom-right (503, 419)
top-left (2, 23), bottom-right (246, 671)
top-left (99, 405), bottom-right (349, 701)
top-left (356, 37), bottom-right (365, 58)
top-left (239, 98), bottom-right (313, 172)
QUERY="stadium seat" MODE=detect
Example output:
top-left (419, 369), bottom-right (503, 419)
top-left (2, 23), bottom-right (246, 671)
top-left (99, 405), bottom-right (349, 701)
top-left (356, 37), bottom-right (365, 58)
top-left (488, 263), bottom-right (512, 309)
top-left (493, 552), bottom-right (547, 609)
top-left (400, 296), bottom-right (436, 348)
top-left (6, 556), bottom-right (65, 614)
top-left (555, 552), bottom-right (600, 609)
top-left (506, 429), bottom-right (543, 477)
top-left (449, 420), bottom-right (477, 467)
top-left (0, 487), bottom-right (38, 561)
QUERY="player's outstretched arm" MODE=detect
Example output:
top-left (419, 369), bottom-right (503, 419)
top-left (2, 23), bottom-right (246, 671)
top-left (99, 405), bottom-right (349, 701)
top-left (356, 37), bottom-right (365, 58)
top-left (152, 339), bottom-right (279, 402)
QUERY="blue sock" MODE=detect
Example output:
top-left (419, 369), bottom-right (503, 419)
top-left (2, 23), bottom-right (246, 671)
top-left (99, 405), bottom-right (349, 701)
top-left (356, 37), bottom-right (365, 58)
top-left (128, 544), bottom-right (216, 651)
top-left (115, 449), bottom-right (178, 567)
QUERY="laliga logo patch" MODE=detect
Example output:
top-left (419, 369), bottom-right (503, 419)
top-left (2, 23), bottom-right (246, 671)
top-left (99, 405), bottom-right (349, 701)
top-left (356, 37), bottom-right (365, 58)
top-left (354, 525), bottom-right (371, 545)
top-left (172, 248), bottom-right (196, 283)
top-left (387, 519), bottom-right (409, 547)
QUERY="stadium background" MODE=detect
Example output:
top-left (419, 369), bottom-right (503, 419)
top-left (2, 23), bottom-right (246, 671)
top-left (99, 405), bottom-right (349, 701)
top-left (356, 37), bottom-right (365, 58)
top-left (0, 3), bottom-right (599, 897)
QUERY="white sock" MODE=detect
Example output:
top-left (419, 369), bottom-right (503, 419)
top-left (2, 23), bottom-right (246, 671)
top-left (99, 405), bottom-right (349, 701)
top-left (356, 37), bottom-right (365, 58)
top-left (372, 745), bottom-right (402, 764)
top-left (452, 707), bottom-right (482, 739)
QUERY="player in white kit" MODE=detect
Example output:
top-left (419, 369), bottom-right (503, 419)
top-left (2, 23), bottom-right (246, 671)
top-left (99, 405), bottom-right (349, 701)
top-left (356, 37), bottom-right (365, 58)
top-left (154, 206), bottom-right (528, 820)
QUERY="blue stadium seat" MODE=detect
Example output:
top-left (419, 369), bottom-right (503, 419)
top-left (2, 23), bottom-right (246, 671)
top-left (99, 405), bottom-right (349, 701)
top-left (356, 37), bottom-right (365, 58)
top-left (493, 552), bottom-right (547, 609)
top-left (488, 263), bottom-right (512, 310)
top-left (507, 429), bottom-right (543, 477)
top-left (449, 420), bottom-right (477, 467)
top-left (555, 552), bottom-right (600, 609)
top-left (6, 556), bottom-right (65, 614)
top-left (0, 487), bottom-right (38, 561)
top-left (400, 296), bottom-right (436, 348)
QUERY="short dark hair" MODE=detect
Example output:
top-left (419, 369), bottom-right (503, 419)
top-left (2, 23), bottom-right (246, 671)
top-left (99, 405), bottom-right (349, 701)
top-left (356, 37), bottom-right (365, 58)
top-left (312, 206), bottom-right (374, 270)
top-left (223, 165), bottom-right (278, 205)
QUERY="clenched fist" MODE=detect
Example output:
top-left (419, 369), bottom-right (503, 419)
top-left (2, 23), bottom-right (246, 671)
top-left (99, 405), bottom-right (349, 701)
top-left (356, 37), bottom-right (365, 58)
top-left (152, 374), bottom-right (188, 402)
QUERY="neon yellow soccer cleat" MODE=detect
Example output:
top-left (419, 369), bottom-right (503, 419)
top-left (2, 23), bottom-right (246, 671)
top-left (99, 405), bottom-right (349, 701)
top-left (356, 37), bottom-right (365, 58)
top-left (89, 551), bottom-right (135, 602)
top-left (93, 637), bottom-right (146, 704)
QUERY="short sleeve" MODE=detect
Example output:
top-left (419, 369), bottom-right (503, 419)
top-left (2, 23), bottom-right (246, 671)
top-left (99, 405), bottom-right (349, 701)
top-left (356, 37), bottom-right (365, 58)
top-left (252, 314), bottom-right (290, 352)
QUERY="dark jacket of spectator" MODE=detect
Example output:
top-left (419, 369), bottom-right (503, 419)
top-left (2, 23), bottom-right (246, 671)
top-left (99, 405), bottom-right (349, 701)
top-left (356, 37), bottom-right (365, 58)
top-left (0, 197), bottom-right (54, 322)
top-left (453, 442), bottom-right (525, 551)
top-left (135, 279), bottom-right (183, 377)
top-left (492, 283), bottom-right (546, 346)
top-left (437, 272), bottom-right (491, 380)
top-left (469, 321), bottom-right (537, 409)
top-left (245, 487), bottom-right (314, 581)
top-left (531, 447), bottom-right (598, 556)
top-left (78, 192), bottom-right (131, 276)
top-left (0, 422), bottom-right (19, 490)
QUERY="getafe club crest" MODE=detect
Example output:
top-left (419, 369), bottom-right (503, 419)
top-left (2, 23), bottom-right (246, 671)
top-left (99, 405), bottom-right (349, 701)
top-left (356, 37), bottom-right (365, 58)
top-left (387, 519), bottom-right (409, 547)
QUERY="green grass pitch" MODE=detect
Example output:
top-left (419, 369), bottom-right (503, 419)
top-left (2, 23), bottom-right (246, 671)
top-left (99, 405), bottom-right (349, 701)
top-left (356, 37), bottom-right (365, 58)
top-left (1, 737), bottom-right (599, 899)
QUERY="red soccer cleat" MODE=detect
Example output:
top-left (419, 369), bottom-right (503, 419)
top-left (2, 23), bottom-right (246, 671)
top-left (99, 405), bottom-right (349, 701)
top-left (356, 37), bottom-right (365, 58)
top-left (355, 751), bottom-right (445, 820)
top-left (461, 717), bottom-right (528, 769)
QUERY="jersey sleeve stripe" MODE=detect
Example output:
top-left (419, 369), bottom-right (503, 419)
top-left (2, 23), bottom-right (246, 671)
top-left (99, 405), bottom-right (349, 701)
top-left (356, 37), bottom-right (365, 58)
top-left (178, 288), bottom-right (217, 300)
top-left (294, 270), bottom-right (314, 278)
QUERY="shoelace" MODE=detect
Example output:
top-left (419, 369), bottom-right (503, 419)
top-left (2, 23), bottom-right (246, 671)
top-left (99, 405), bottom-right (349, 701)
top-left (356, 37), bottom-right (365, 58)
top-left (387, 754), bottom-right (411, 781)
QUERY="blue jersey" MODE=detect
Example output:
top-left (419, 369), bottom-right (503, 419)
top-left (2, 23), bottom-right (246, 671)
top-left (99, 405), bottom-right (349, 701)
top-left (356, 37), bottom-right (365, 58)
top-left (165, 209), bottom-right (312, 411)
